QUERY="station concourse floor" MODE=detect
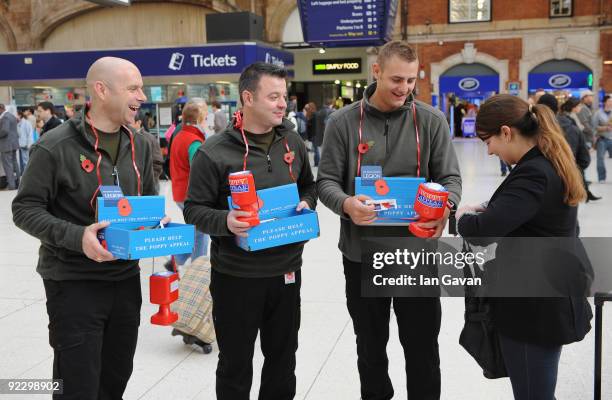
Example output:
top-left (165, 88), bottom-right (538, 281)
top-left (0, 138), bottom-right (611, 400)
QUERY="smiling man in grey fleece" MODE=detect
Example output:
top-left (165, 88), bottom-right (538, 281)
top-left (317, 41), bottom-right (461, 400)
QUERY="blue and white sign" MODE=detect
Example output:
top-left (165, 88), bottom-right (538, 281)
top-left (298, 0), bottom-right (398, 47)
top-left (439, 75), bottom-right (499, 96)
top-left (548, 74), bottom-right (572, 88)
top-left (528, 71), bottom-right (591, 91)
top-left (458, 77), bottom-right (480, 91)
top-left (0, 43), bottom-right (294, 82)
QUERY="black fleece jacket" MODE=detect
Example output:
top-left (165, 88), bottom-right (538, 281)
top-left (183, 117), bottom-right (317, 278)
top-left (12, 107), bottom-right (156, 281)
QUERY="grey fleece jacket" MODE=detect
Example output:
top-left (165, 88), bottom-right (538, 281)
top-left (317, 83), bottom-right (462, 262)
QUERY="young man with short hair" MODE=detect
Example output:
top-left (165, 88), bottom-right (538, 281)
top-left (317, 41), bottom-right (462, 400)
top-left (184, 62), bottom-right (316, 400)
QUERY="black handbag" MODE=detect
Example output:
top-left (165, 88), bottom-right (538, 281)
top-left (458, 241), bottom-right (508, 379)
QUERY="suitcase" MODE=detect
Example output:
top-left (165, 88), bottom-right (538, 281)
top-left (595, 292), bottom-right (612, 400)
top-left (170, 256), bottom-right (216, 353)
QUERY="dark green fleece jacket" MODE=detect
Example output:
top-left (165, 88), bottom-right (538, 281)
top-left (183, 118), bottom-right (317, 278)
top-left (317, 83), bottom-right (462, 262)
top-left (12, 107), bottom-right (156, 281)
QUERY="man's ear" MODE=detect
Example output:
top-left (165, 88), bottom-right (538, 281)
top-left (372, 62), bottom-right (381, 81)
top-left (94, 81), bottom-right (108, 101)
top-left (242, 90), bottom-right (254, 107)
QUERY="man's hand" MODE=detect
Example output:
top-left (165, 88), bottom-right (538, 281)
top-left (160, 215), bottom-right (171, 226)
top-left (412, 207), bottom-right (451, 238)
top-left (296, 201), bottom-right (310, 212)
top-left (82, 221), bottom-right (116, 263)
top-left (343, 195), bottom-right (377, 225)
top-left (227, 209), bottom-right (252, 238)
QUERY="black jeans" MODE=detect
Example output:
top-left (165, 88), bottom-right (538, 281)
top-left (43, 275), bottom-right (142, 400)
top-left (343, 257), bottom-right (442, 400)
top-left (499, 334), bottom-right (562, 400)
top-left (210, 269), bottom-right (301, 400)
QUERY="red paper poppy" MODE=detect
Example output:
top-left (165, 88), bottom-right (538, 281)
top-left (375, 179), bottom-right (390, 196)
top-left (357, 143), bottom-right (369, 154)
top-left (81, 159), bottom-right (94, 173)
top-left (284, 151), bottom-right (295, 164)
top-left (101, 240), bottom-right (108, 250)
top-left (257, 196), bottom-right (264, 209)
top-left (117, 198), bottom-right (132, 217)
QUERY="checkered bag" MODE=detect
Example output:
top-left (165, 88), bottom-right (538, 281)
top-left (171, 256), bottom-right (216, 344)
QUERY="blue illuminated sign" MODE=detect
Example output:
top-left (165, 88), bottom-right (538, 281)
top-left (0, 43), bottom-right (294, 82)
top-left (439, 75), bottom-right (500, 96)
top-left (298, 0), bottom-right (398, 47)
top-left (528, 72), bottom-right (592, 91)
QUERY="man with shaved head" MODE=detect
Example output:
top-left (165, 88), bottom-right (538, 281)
top-left (13, 57), bottom-right (158, 399)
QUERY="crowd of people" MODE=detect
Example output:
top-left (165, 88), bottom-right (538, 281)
top-left (4, 39), bottom-right (609, 400)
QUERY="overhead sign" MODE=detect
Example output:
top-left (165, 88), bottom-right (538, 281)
top-left (439, 75), bottom-right (499, 97)
top-left (298, 0), bottom-right (398, 47)
top-left (528, 71), bottom-right (591, 91)
top-left (313, 58), bottom-right (362, 74)
top-left (0, 43), bottom-right (294, 83)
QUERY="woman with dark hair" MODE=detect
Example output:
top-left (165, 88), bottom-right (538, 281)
top-left (558, 97), bottom-right (601, 202)
top-left (456, 94), bottom-right (592, 400)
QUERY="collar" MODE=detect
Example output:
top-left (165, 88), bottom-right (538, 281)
top-left (0, 110), bottom-right (6, 119)
top-left (516, 146), bottom-right (542, 166)
top-left (362, 81), bottom-right (416, 118)
top-left (71, 105), bottom-right (133, 150)
top-left (225, 115), bottom-right (293, 146)
top-left (180, 124), bottom-right (205, 140)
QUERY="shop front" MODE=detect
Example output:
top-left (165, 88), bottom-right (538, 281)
top-left (528, 59), bottom-right (593, 100)
top-left (289, 48), bottom-right (368, 109)
top-left (1, 42), bottom-right (293, 136)
top-left (439, 63), bottom-right (499, 137)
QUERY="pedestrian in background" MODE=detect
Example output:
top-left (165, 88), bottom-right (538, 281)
top-left (0, 104), bottom-right (20, 190)
top-left (17, 110), bottom-right (34, 173)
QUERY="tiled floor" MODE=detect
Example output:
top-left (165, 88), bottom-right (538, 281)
top-left (0, 138), bottom-right (610, 399)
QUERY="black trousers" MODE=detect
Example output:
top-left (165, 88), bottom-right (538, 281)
top-left (210, 269), bottom-right (301, 400)
top-left (43, 275), bottom-right (142, 400)
top-left (343, 257), bottom-right (442, 400)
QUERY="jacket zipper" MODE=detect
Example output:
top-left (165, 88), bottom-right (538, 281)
top-left (384, 118), bottom-right (390, 159)
top-left (266, 153), bottom-right (272, 172)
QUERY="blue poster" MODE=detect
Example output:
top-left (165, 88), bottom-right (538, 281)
top-left (298, 0), bottom-right (397, 47)
top-left (0, 43), bottom-right (294, 82)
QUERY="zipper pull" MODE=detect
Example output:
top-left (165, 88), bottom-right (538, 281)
top-left (113, 166), bottom-right (121, 187)
top-left (267, 154), bottom-right (272, 172)
top-left (384, 119), bottom-right (390, 136)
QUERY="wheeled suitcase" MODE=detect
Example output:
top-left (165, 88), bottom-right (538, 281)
top-left (170, 256), bottom-right (216, 353)
top-left (595, 292), bottom-right (612, 400)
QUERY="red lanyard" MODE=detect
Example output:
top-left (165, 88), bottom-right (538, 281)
top-left (86, 114), bottom-right (142, 211)
top-left (357, 100), bottom-right (421, 177)
top-left (233, 111), bottom-right (296, 182)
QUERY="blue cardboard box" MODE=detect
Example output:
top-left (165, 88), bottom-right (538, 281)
top-left (228, 183), bottom-right (320, 251)
top-left (96, 193), bottom-right (194, 260)
top-left (355, 170), bottom-right (425, 225)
